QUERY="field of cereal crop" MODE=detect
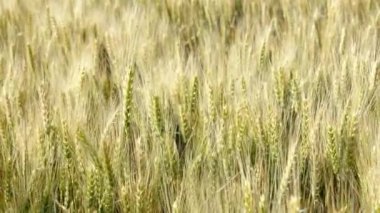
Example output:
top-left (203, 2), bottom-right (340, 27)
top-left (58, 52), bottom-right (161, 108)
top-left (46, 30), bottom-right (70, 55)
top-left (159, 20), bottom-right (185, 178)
top-left (0, 0), bottom-right (379, 212)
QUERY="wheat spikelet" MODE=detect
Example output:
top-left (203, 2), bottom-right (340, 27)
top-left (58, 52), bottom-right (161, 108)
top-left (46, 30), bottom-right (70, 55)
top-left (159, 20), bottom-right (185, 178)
top-left (208, 147), bottom-right (219, 183)
top-left (4, 96), bottom-right (14, 137)
top-left (123, 65), bottom-right (136, 137)
top-left (208, 84), bottom-right (217, 123)
top-left (26, 43), bottom-right (35, 73)
top-left (311, 151), bottom-right (321, 206)
top-left (340, 104), bottom-right (352, 173)
top-left (62, 176), bottom-right (71, 209)
top-left (96, 42), bottom-right (112, 77)
top-left (4, 159), bottom-right (13, 207)
top-left (46, 6), bottom-right (57, 37)
top-left (101, 176), bottom-right (114, 212)
top-left (229, 79), bottom-right (236, 101)
top-left (268, 113), bottom-right (279, 163)
top-left (103, 142), bottom-right (116, 190)
top-left (37, 128), bottom-right (47, 168)
top-left (259, 41), bottom-right (266, 68)
top-left (39, 83), bottom-right (51, 136)
top-left (120, 184), bottom-right (131, 212)
top-left (190, 153), bottom-right (203, 179)
top-left (87, 168), bottom-right (101, 210)
top-left (61, 121), bottom-right (73, 168)
top-left (339, 104), bottom-right (351, 143)
top-left (150, 96), bottom-right (164, 138)
top-left (182, 78), bottom-right (191, 112)
top-left (135, 178), bottom-right (143, 212)
top-left (275, 68), bottom-right (285, 109)
top-left (299, 99), bottom-right (310, 171)
top-left (74, 128), bottom-right (87, 175)
top-left (96, 41), bottom-right (113, 101)
top-left (179, 105), bottom-right (190, 142)
top-left (243, 179), bottom-right (253, 213)
top-left (190, 76), bottom-right (199, 116)
top-left (241, 78), bottom-right (248, 97)
top-left (37, 83), bottom-right (52, 169)
top-left (346, 114), bottom-right (358, 175)
top-left (236, 104), bottom-right (248, 157)
top-left (0, 111), bottom-right (9, 153)
top-left (277, 142), bottom-right (297, 208)
top-left (327, 126), bottom-right (339, 175)
top-left (290, 72), bottom-right (301, 113)
top-left (121, 65), bottom-right (136, 176)
top-left (226, 116), bottom-right (237, 169)
top-left (216, 119), bottom-right (226, 175)
top-left (253, 117), bottom-right (265, 153)
top-left (339, 60), bottom-right (351, 97)
top-left (61, 120), bottom-right (78, 208)
top-left (16, 90), bottom-right (26, 121)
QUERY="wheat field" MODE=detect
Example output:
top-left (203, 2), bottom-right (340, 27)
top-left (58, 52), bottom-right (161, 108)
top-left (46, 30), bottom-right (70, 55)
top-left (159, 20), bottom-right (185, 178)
top-left (0, 0), bottom-right (379, 212)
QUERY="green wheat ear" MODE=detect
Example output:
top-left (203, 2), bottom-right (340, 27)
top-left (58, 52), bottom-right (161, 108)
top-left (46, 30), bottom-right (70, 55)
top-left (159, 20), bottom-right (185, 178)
top-left (87, 168), bottom-right (102, 210)
top-left (179, 105), bottom-right (190, 142)
top-left (346, 114), bottom-right (358, 175)
top-left (39, 83), bottom-right (51, 136)
top-left (101, 143), bottom-right (118, 212)
top-left (0, 110), bottom-right (9, 153)
top-left (61, 120), bottom-right (78, 207)
top-left (61, 121), bottom-right (73, 165)
top-left (124, 65), bottom-right (135, 137)
top-left (241, 77), bottom-right (247, 94)
top-left (101, 174), bottom-right (114, 212)
top-left (274, 68), bottom-right (285, 109)
top-left (207, 85), bottom-right (216, 123)
top-left (243, 179), bottom-right (254, 213)
top-left (16, 89), bottom-right (26, 120)
top-left (38, 84), bottom-right (51, 168)
top-left (259, 41), bottom-right (266, 68)
top-left (26, 43), bottom-right (35, 73)
top-left (268, 113), bottom-right (279, 163)
top-left (150, 96), bottom-right (164, 138)
top-left (236, 103), bottom-right (248, 156)
top-left (103, 142), bottom-right (116, 190)
top-left (229, 79), bottom-right (236, 100)
top-left (299, 99), bottom-right (310, 170)
top-left (4, 159), bottom-right (13, 207)
top-left (190, 76), bottom-right (199, 116)
top-left (96, 41), bottom-right (113, 101)
top-left (121, 64), bottom-right (137, 177)
top-left (327, 126), bottom-right (339, 175)
top-left (290, 72), bottom-right (301, 113)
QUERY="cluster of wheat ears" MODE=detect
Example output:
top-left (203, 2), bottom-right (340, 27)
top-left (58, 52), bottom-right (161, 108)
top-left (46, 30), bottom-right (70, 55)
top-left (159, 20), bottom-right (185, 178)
top-left (0, 0), bottom-right (380, 212)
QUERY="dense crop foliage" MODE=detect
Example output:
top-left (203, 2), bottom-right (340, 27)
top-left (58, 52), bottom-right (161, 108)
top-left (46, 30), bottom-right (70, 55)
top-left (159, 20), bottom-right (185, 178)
top-left (0, 0), bottom-right (379, 212)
